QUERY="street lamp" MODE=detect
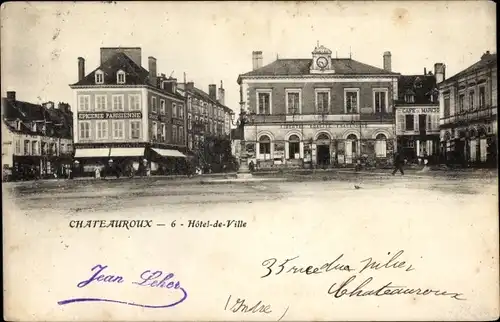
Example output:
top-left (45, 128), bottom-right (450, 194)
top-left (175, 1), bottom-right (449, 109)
top-left (231, 109), bottom-right (255, 178)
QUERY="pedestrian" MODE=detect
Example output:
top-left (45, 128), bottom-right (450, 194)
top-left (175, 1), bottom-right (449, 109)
top-left (392, 151), bottom-right (404, 176)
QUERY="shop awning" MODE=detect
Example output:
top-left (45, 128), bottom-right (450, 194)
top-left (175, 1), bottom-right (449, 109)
top-left (152, 148), bottom-right (186, 158)
top-left (109, 148), bottom-right (145, 157)
top-left (74, 148), bottom-right (110, 158)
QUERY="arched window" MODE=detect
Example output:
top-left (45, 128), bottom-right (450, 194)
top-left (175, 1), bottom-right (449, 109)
top-left (317, 133), bottom-right (330, 140)
top-left (95, 70), bottom-right (104, 84)
top-left (375, 133), bottom-right (387, 157)
top-left (117, 70), bottom-right (126, 84)
top-left (288, 135), bottom-right (300, 159)
top-left (259, 135), bottom-right (271, 158)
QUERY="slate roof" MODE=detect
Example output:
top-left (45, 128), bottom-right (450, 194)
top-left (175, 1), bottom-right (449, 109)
top-left (441, 53), bottom-right (497, 85)
top-left (238, 58), bottom-right (399, 80)
top-left (70, 52), bottom-right (151, 86)
top-left (71, 52), bottom-right (186, 101)
top-left (2, 98), bottom-right (73, 138)
top-left (396, 75), bottom-right (438, 105)
top-left (179, 84), bottom-right (233, 113)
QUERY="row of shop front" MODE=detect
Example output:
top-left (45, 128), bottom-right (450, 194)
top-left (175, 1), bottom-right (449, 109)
top-left (440, 123), bottom-right (497, 167)
top-left (73, 143), bottom-right (190, 177)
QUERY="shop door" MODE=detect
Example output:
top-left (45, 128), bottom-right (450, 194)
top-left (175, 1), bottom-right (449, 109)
top-left (317, 145), bottom-right (330, 166)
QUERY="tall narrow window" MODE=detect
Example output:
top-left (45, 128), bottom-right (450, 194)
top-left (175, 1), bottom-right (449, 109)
top-left (257, 92), bottom-right (271, 114)
top-left (172, 125), bottom-right (178, 142)
top-left (179, 126), bottom-right (184, 143)
top-left (112, 95), bottom-right (124, 111)
top-left (458, 94), bottom-right (465, 112)
top-left (152, 121), bottom-right (158, 140)
top-left (79, 121), bottom-right (91, 139)
top-left (129, 95), bottom-right (141, 111)
top-left (151, 97), bottom-right (157, 113)
top-left (112, 120), bottom-right (124, 139)
top-left (161, 123), bottom-right (166, 141)
top-left (344, 89), bottom-right (359, 113)
top-left (179, 104), bottom-right (184, 118)
top-left (405, 115), bottom-right (415, 131)
top-left (469, 91), bottom-right (475, 110)
top-left (160, 99), bottom-right (166, 114)
top-left (444, 96), bottom-right (451, 117)
top-left (374, 90), bottom-right (387, 113)
top-left (287, 91), bottom-right (300, 114)
top-left (95, 95), bottom-right (107, 111)
top-left (172, 103), bottom-right (177, 117)
top-left (130, 121), bottom-right (141, 139)
top-left (96, 121), bottom-right (108, 139)
top-left (95, 70), bottom-right (104, 84)
top-left (479, 86), bottom-right (486, 108)
top-left (78, 95), bottom-right (90, 111)
top-left (316, 91), bottom-right (329, 113)
top-left (117, 70), bottom-right (126, 84)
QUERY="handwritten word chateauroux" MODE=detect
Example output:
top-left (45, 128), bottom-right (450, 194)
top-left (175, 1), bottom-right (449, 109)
top-left (69, 219), bottom-right (153, 229)
top-left (58, 264), bottom-right (188, 309)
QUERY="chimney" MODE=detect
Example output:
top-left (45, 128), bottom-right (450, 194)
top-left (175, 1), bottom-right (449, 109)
top-left (424, 67), bottom-right (427, 75)
top-left (148, 56), bottom-right (157, 87)
top-left (434, 63), bottom-right (446, 84)
top-left (78, 57), bottom-right (85, 81)
top-left (218, 80), bottom-right (225, 105)
top-left (252, 51), bottom-right (263, 70)
top-left (100, 47), bottom-right (142, 66)
top-left (6, 91), bottom-right (16, 101)
top-left (209, 84), bottom-right (217, 100)
top-left (186, 82), bottom-right (194, 91)
top-left (162, 78), bottom-right (178, 93)
top-left (481, 50), bottom-right (492, 60)
top-left (383, 51), bottom-right (392, 72)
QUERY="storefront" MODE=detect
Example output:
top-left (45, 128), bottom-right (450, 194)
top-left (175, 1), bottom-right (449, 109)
top-left (242, 122), bottom-right (395, 169)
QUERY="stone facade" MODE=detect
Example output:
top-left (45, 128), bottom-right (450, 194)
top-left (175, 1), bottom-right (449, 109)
top-left (237, 44), bottom-right (400, 169)
top-left (438, 51), bottom-right (497, 167)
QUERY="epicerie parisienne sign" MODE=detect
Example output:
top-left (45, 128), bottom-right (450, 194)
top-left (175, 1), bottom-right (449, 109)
top-left (78, 112), bottom-right (143, 120)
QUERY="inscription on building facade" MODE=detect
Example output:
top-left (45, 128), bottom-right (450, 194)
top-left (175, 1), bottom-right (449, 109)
top-left (78, 112), bottom-right (143, 120)
top-left (398, 107), bottom-right (439, 114)
top-left (280, 123), bottom-right (368, 129)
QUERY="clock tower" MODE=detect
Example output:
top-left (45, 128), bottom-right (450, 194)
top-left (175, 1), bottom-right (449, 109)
top-left (310, 42), bottom-right (335, 74)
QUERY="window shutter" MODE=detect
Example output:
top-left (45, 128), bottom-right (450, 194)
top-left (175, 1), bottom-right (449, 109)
top-left (426, 115), bottom-right (432, 130)
top-left (414, 115), bottom-right (419, 131)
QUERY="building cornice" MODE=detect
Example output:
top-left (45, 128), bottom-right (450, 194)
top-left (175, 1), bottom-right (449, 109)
top-left (70, 84), bottom-right (185, 103)
top-left (238, 73), bottom-right (400, 83)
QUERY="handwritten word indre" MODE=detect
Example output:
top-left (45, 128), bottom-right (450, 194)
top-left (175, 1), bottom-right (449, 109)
top-left (57, 264), bottom-right (188, 309)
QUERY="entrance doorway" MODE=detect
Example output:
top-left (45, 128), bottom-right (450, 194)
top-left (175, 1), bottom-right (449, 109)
top-left (317, 145), bottom-right (330, 166)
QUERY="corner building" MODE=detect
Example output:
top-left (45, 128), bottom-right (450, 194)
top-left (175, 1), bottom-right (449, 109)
top-left (438, 51), bottom-right (497, 167)
top-left (237, 45), bottom-right (400, 169)
top-left (70, 47), bottom-right (187, 176)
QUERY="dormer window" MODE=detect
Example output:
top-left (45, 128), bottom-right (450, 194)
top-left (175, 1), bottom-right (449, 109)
top-left (117, 70), bottom-right (126, 84)
top-left (32, 123), bottom-right (37, 132)
top-left (404, 94), bottom-right (415, 103)
top-left (95, 70), bottom-right (104, 84)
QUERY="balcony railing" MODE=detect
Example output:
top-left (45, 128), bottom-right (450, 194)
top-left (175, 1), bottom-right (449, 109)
top-left (440, 105), bottom-right (497, 127)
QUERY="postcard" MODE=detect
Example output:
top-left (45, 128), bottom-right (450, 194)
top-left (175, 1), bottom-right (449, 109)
top-left (2, 1), bottom-right (498, 321)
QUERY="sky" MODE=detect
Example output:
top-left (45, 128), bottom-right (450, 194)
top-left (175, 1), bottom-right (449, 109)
top-left (1, 1), bottom-right (496, 115)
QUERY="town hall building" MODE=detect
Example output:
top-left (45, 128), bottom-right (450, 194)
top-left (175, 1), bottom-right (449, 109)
top-left (237, 44), bottom-right (400, 169)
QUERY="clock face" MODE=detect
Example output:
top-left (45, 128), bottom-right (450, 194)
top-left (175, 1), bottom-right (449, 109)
top-left (317, 57), bottom-right (328, 68)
